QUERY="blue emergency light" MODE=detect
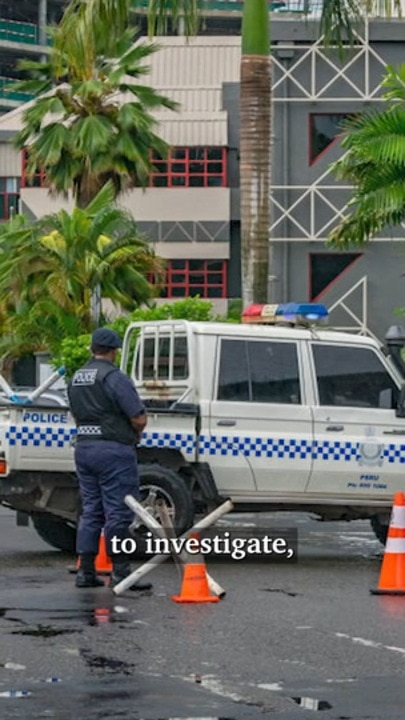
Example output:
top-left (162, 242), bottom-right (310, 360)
top-left (241, 302), bottom-right (328, 325)
top-left (275, 303), bottom-right (329, 322)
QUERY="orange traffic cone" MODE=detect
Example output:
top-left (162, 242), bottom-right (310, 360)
top-left (74, 530), bottom-right (113, 575)
top-left (94, 531), bottom-right (113, 574)
top-left (371, 492), bottom-right (405, 595)
top-left (172, 533), bottom-right (219, 604)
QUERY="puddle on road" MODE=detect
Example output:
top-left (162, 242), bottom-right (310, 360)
top-left (292, 697), bottom-right (332, 711)
top-left (260, 588), bottom-right (300, 597)
top-left (1, 606), bottom-right (130, 629)
top-left (11, 624), bottom-right (81, 637)
top-left (80, 649), bottom-right (135, 676)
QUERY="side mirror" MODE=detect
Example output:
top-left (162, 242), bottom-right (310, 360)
top-left (396, 385), bottom-right (405, 417)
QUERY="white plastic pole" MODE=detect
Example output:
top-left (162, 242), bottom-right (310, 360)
top-left (27, 367), bottom-right (66, 402)
top-left (0, 374), bottom-right (14, 398)
top-left (113, 498), bottom-right (233, 595)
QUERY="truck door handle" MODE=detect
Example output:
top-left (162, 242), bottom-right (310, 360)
top-left (383, 429), bottom-right (405, 435)
top-left (326, 425), bottom-right (344, 431)
top-left (217, 420), bottom-right (236, 426)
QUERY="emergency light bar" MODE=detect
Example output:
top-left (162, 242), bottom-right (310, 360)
top-left (241, 302), bottom-right (329, 326)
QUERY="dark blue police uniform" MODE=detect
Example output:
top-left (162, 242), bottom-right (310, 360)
top-left (68, 327), bottom-right (151, 590)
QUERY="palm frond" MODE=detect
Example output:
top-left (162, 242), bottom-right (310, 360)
top-left (142, 0), bottom-right (199, 36)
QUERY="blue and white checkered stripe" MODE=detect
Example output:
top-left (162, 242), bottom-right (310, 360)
top-left (312, 441), bottom-right (359, 462)
top-left (6, 425), bottom-right (405, 464)
top-left (383, 445), bottom-right (405, 464)
top-left (141, 431), bottom-right (196, 454)
top-left (6, 425), bottom-right (76, 448)
top-left (198, 436), bottom-right (313, 458)
top-left (140, 434), bottom-right (405, 464)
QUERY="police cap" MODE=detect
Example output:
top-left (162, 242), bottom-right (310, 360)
top-left (91, 327), bottom-right (122, 349)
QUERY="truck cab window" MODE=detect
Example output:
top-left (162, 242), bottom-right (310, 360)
top-left (217, 339), bottom-right (249, 401)
top-left (313, 344), bottom-right (398, 409)
top-left (217, 339), bottom-right (301, 404)
top-left (247, 340), bottom-right (301, 404)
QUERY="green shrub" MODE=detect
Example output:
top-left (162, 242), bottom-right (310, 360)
top-left (52, 334), bottom-right (92, 378)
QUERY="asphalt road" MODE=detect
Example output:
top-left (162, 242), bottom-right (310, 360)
top-left (0, 506), bottom-right (404, 719)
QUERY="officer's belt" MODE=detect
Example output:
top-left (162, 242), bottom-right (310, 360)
top-left (77, 425), bottom-right (102, 436)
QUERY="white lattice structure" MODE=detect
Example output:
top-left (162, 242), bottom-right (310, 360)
top-left (328, 276), bottom-right (380, 341)
top-left (270, 21), bottom-right (405, 244)
top-left (272, 23), bottom-right (393, 103)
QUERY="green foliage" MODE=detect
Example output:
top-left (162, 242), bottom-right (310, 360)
top-left (319, 0), bottom-right (402, 57)
top-left (224, 298), bottom-right (243, 323)
top-left (52, 297), bottom-right (217, 377)
top-left (0, 184), bottom-right (162, 366)
top-left (134, 0), bottom-right (200, 37)
top-left (328, 65), bottom-right (405, 249)
top-left (52, 334), bottom-right (92, 377)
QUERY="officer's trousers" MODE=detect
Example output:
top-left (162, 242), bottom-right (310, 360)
top-left (74, 440), bottom-right (140, 557)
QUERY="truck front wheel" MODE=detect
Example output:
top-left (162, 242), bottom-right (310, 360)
top-left (32, 513), bottom-right (77, 553)
top-left (137, 463), bottom-right (194, 534)
top-left (31, 464), bottom-right (194, 554)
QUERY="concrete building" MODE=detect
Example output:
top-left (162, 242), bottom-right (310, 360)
top-left (0, 6), bottom-right (404, 337)
top-left (0, 1), bottom-right (67, 111)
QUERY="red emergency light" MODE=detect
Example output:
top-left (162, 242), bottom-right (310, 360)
top-left (241, 304), bottom-right (280, 324)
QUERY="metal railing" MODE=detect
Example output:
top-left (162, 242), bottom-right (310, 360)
top-left (0, 18), bottom-right (39, 45)
top-left (0, 77), bottom-right (34, 103)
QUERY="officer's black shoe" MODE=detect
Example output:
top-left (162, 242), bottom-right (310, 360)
top-left (75, 568), bottom-right (105, 588)
top-left (109, 561), bottom-right (152, 592)
top-left (75, 553), bottom-right (105, 588)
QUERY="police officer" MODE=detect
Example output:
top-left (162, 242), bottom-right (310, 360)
top-left (68, 327), bottom-right (152, 591)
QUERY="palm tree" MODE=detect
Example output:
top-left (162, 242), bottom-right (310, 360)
top-left (328, 64), bottom-right (405, 249)
top-left (239, 0), bottom-right (271, 305)
top-left (0, 183), bottom-right (164, 363)
top-left (13, 3), bottom-right (177, 208)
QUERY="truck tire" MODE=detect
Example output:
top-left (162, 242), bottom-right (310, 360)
top-left (138, 463), bottom-right (194, 535)
top-left (32, 513), bottom-right (77, 553)
top-left (370, 516), bottom-right (389, 545)
top-left (31, 464), bottom-right (194, 554)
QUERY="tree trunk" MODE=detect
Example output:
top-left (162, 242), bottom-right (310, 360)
top-left (75, 173), bottom-right (104, 209)
top-left (240, 53), bottom-right (272, 307)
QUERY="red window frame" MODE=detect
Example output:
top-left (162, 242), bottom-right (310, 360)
top-left (0, 178), bottom-right (20, 220)
top-left (150, 259), bottom-right (227, 299)
top-left (149, 147), bottom-right (227, 188)
top-left (21, 150), bottom-right (47, 188)
top-left (21, 147), bottom-right (227, 189)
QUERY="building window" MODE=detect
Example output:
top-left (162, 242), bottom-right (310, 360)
top-left (150, 147), bottom-right (227, 188)
top-left (21, 151), bottom-right (47, 188)
top-left (151, 259), bottom-right (227, 299)
top-left (0, 178), bottom-right (20, 219)
top-left (22, 148), bottom-right (227, 189)
top-left (309, 253), bottom-right (361, 301)
top-left (309, 114), bottom-right (351, 164)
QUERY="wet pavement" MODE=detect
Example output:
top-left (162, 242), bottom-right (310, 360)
top-left (1, 507), bottom-right (405, 719)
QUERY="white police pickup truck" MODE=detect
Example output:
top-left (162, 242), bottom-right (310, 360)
top-left (1, 302), bottom-right (405, 552)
